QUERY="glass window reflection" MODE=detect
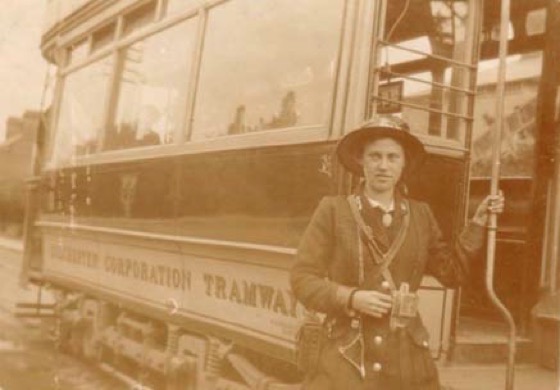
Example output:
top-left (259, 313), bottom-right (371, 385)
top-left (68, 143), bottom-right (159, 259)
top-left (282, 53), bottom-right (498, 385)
top-left (105, 19), bottom-right (196, 150)
top-left (50, 56), bottom-right (113, 165)
top-left (190, 0), bottom-right (344, 140)
top-left (471, 52), bottom-right (541, 177)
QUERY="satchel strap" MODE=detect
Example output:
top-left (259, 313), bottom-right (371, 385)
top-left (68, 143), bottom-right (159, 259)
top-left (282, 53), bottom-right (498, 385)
top-left (346, 194), bottom-right (410, 291)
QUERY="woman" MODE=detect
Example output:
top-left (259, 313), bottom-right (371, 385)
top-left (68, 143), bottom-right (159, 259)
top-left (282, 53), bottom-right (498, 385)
top-left (290, 115), bottom-right (504, 389)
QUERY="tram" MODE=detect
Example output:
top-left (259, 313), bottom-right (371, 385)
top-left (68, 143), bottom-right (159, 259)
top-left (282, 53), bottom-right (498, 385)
top-left (22, 0), bottom-right (553, 388)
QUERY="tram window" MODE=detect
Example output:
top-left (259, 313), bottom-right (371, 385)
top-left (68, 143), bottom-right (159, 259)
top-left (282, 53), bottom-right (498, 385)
top-left (190, 0), bottom-right (344, 140)
top-left (471, 52), bottom-right (541, 178)
top-left (526, 8), bottom-right (546, 37)
top-left (105, 19), bottom-right (196, 150)
top-left (50, 56), bottom-right (113, 165)
top-left (166, 0), bottom-right (203, 16)
top-left (91, 23), bottom-right (116, 52)
top-left (67, 39), bottom-right (89, 65)
top-left (371, 0), bottom-right (476, 142)
top-left (123, 1), bottom-right (157, 36)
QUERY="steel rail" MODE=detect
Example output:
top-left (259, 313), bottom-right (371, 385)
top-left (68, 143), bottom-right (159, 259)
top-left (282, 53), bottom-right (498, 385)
top-left (377, 39), bottom-right (477, 70)
top-left (486, 0), bottom-right (516, 389)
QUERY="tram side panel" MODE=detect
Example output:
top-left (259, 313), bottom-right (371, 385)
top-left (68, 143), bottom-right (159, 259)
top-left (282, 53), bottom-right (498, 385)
top-left (34, 143), bottom-right (336, 383)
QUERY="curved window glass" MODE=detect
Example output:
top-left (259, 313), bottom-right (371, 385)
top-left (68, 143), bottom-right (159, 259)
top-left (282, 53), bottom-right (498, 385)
top-left (105, 19), bottom-right (197, 151)
top-left (190, 0), bottom-right (344, 140)
top-left (50, 56), bottom-right (113, 165)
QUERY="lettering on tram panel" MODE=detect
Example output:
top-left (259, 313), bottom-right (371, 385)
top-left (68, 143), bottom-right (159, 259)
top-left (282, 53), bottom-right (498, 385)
top-left (49, 242), bottom-right (192, 291)
top-left (50, 243), bottom-right (100, 269)
top-left (202, 273), bottom-right (298, 318)
top-left (104, 255), bottom-right (191, 291)
top-left (44, 235), bottom-right (306, 342)
top-left (45, 236), bottom-right (304, 329)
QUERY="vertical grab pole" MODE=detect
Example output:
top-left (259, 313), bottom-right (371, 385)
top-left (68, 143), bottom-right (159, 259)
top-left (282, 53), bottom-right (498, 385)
top-left (486, 0), bottom-right (516, 389)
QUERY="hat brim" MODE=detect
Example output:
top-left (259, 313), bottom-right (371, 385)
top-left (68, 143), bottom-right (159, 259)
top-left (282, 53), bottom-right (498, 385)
top-left (336, 126), bottom-right (426, 177)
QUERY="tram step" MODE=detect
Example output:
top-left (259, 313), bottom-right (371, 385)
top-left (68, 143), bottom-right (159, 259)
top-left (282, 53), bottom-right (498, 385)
top-left (450, 317), bottom-right (535, 364)
top-left (438, 363), bottom-right (556, 390)
top-left (450, 338), bottom-right (534, 364)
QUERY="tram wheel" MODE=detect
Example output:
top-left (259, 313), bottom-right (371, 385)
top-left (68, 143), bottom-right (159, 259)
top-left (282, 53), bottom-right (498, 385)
top-left (68, 325), bottom-right (85, 357)
top-left (165, 356), bottom-right (198, 390)
top-left (81, 323), bottom-right (100, 361)
top-left (97, 343), bottom-right (113, 365)
top-left (137, 368), bottom-right (162, 390)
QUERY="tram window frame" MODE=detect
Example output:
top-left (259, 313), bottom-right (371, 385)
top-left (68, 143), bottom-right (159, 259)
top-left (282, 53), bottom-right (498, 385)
top-left (91, 22), bottom-right (117, 53)
top-left (66, 38), bottom-right (90, 66)
top-left (45, 0), bottom-right (350, 169)
top-left (165, 0), bottom-right (204, 17)
top-left (103, 16), bottom-right (198, 152)
top-left (48, 55), bottom-right (116, 167)
top-left (187, 0), bottom-right (345, 146)
top-left (122, 0), bottom-right (158, 36)
top-left (46, 5), bottom-right (202, 169)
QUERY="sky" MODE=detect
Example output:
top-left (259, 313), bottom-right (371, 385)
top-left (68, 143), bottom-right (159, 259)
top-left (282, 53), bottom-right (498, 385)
top-left (0, 2), bottom-right (47, 141)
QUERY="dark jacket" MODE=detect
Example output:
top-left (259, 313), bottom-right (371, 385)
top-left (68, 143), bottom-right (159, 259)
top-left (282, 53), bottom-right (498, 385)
top-left (290, 195), bottom-right (485, 390)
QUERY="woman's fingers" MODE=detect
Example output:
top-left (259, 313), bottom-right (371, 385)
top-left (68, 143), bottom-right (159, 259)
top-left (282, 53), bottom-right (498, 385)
top-left (473, 191), bottom-right (506, 226)
top-left (352, 290), bottom-right (394, 317)
top-left (487, 191), bottom-right (505, 213)
top-left (367, 292), bottom-right (392, 305)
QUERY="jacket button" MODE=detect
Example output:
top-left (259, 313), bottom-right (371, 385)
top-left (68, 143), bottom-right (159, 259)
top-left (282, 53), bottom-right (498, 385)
top-left (381, 281), bottom-right (390, 290)
top-left (372, 362), bottom-right (382, 372)
top-left (374, 335), bottom-right (383, 345)
top-left (422, 340), bottom-right (429, 348)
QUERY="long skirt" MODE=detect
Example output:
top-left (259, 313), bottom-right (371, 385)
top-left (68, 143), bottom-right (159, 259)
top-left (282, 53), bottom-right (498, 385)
top-left (303, 327), bottom-right (440, 390)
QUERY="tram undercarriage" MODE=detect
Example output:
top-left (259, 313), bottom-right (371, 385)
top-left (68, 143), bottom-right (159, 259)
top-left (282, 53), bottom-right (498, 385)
top-left (52, 290), bottom-right (301, 390)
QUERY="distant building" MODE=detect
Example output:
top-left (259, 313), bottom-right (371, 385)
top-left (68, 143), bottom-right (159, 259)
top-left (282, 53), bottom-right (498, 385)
top-left (0, 110), bottom-right (41, 236)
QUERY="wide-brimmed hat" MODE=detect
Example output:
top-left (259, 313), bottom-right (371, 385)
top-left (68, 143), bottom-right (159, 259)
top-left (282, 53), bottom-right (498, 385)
top-left (336, 115), bottom-right (426, 176)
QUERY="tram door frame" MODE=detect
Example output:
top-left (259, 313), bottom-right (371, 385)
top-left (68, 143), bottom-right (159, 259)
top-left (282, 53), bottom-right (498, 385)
top-left (340, 0), bottom-right (484, 357)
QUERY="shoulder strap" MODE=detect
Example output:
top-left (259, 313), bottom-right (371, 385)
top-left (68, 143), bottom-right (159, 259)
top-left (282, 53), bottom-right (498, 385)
top-left (346, 195), bottom-right (411, 291)
top-left (346, 195), bottom-right (384, 262)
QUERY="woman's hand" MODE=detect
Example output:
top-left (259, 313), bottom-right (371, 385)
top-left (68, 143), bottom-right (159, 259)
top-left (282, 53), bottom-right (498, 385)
top-left (351, 290), bottom-right (393, 318)
top-left (472, 190), bottom-right (505, 227)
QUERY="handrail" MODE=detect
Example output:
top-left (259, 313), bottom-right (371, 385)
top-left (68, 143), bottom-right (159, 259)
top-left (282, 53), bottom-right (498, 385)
top-left (486, 1), bottom-right (516, 389)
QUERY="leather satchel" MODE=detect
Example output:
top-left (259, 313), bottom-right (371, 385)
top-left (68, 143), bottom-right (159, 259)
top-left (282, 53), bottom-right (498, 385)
top-left (295, 313), bottom-right (324, 375)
